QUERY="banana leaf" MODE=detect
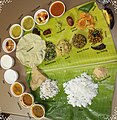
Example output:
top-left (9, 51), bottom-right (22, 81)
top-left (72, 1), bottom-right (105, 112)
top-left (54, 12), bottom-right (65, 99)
top-left (79, 2), bottom-right (95, 12)
top-left (37, 2), bottom-right (117, 71)
top-left (26, 2), bottom-right (117, 120)
top-left (27, 62), bottom-right (117, 120)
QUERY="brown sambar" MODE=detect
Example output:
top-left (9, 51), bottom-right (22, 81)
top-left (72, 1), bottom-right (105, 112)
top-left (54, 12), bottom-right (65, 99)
top-left (50, 1), bottom-right (65, 17)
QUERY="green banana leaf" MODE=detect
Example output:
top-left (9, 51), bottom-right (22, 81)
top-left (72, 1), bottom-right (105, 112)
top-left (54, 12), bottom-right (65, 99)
top-left (26, 2), bottom-right (117, 120)
top-left (37, 2), bottom-right (117, 71)
top-left (79, 2), bottom-right (94, 12)
top-left (27, 62), bottom-right (117, 120)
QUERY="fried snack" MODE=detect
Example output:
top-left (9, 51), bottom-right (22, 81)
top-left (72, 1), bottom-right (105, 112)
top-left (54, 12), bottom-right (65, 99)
top-left (30, 66), bottom-right (47, 91)
top-left (77, 12), bottom-right (95, 30)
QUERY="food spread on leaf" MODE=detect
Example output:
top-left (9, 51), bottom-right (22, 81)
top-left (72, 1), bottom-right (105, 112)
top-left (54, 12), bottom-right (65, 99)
top-left (4, 1), bottom-right (117, 120)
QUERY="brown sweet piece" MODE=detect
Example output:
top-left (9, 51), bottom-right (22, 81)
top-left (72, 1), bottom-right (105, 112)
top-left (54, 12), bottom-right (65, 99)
top-left (43, 29), bottom-right (51, 35)
top-left (66, 16), bottom-right (74, 26)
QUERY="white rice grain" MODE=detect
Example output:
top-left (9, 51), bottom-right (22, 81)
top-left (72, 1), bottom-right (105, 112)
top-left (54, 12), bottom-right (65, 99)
top-left (40, 79), bottom-right (59, 100)
top-left (63, 72), bottom-right (98, 107)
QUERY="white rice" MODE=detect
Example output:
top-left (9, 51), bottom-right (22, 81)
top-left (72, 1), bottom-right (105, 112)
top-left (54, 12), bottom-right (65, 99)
top-left (40, 79), bottom-right (59, 100)
top-left (63, 72), bottom-right (98, 107)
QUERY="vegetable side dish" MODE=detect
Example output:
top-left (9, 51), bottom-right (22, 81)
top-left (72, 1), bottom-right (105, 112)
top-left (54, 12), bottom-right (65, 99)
top-left (72, 34), bottom-right (87, 48)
